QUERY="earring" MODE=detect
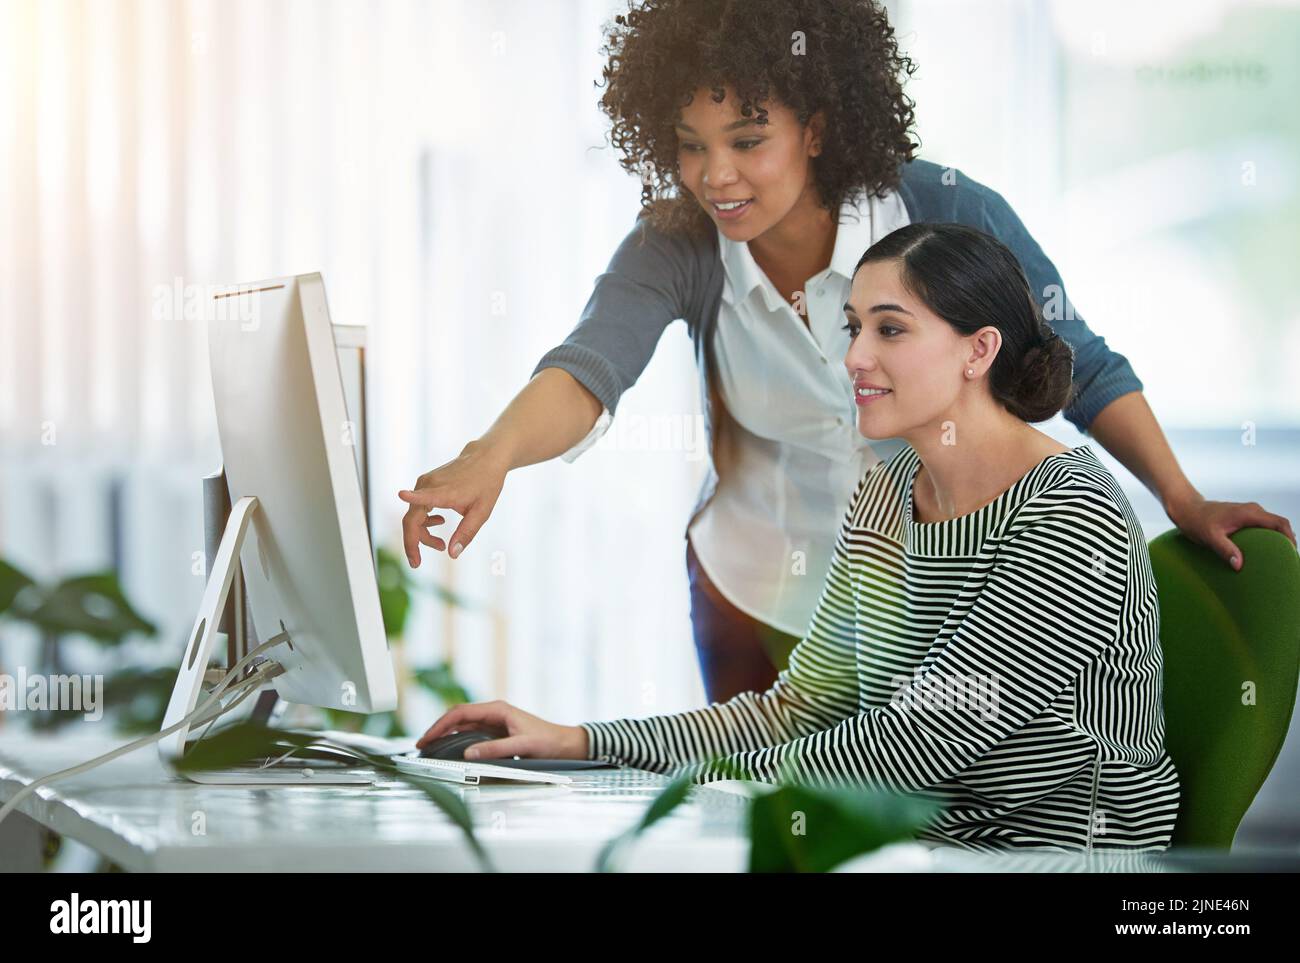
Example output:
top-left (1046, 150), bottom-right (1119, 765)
top-left (966, 368), bottom-right (974, 377)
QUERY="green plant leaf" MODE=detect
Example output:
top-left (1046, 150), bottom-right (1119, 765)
top-left (375, 547), bottom-right (412, 637)
top-left (594, 752), bottom-right (940, 873)
top-left (595, 756), bottom-right (751, 872)
top-left (0, 558), bottom-right (36, 616)
top-left (595, 770), bottom-right (695, 873)
top-left (172, 721), bottom-right (317, 772)
top-left (172, 721), bottom-right (494, 870)
top-left (428, 583), bottom-right (480, 611)
top-left (23, 571), bottom-right (157, 643)
top-left (101, 666), bottom-right (194, 734)
top-left (748, 784), bottom-right (941, 873)
top-left (374, 545), bottom-right (483, 637)
top-left (311, 738), bottom-right (493, 872)
top-left (412, 663), bottom-right (472, 706)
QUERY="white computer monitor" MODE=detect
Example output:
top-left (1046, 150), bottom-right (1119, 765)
top-left (158, 273), bottom-right (396, 782)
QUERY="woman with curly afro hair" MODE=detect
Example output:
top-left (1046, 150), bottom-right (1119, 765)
top-left (401, 0), bottom-right (1295, 706)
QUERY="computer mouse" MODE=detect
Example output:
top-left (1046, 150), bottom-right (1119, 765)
top-left (418, 730), bottom-right (495, 761)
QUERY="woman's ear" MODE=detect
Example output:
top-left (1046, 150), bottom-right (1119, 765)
top-left (966, 326), bottom-right (1002, 376)
top-left (807, 110), bottom-right (827, 156)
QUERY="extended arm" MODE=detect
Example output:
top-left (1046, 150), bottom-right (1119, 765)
top-left (1087, 392), bottom-right (1295, 568)
top-left (400, 215), bottom-right (693, 563)
top-left (980, 186), bottom-right (1295, 568)
top-left (581, 491), bottom-right (868, 771)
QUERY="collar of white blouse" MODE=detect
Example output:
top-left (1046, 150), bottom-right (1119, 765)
top-left (715, 190), bottom-right (907, 321)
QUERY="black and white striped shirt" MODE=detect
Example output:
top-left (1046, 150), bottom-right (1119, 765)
top-left (581, 444), bottom-right (1181, 852)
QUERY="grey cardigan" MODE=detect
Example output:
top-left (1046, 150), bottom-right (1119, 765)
top-left (532, 158), bottom-right (1143, 535)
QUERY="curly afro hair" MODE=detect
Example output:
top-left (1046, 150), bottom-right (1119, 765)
top-left (597, 0), bottom-right (920, 238)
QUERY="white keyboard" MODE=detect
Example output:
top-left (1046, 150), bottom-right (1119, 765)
top-left (392, 753), bottom-right (572, 786)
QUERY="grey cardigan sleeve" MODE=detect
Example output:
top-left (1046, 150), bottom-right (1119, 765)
top-left (531, 212), bottom-right (695, 417)
top-left (977, 186), bottom-right (1143, 432)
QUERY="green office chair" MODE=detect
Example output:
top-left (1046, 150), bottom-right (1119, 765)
top-left (1149, 527), bottom-right (1300, 848)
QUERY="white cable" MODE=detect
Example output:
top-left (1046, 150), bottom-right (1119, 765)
top-left (256, 745), bottom-right (302, 770)
top-left (188, 654), bottom-right (276, 732)
top-left (187, 669), bottom-right (271, 747)
top-left (0, 666), bottom-right (270, 829)
top-left (0, 632), bottom-right (290, 829)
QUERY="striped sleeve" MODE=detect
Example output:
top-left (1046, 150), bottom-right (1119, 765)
top-left (579, 476), bottom-right (870, 771)
top-left (688, 482), bottom-right (1132, 791)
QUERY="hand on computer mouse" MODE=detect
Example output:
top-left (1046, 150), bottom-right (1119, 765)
top-left (416, 700), bottom-right (588, 761)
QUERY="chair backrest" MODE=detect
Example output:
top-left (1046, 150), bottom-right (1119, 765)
top-left (1148, 527), bottom-right (1300, 848)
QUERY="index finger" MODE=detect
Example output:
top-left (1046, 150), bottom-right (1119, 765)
top-left (415, 706), bottom-right (470, 747)
top-left (416, 702), bottom-right (508, 747)
top-left (1261, 511), bottom-right (1297, 548)
top-left (1233, 506), bottom-right (1298, 549)
top-left (399, 487), bottom-right (456, 510)
top-left (400, 488), bottom-right (457, 564)
top-left (401, 504), bottom-right (423, 566)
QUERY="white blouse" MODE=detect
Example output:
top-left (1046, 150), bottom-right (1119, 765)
top-left (689, 190), bottom-right (911, 636)
top-left (564, 189), bottom-right (912, 637)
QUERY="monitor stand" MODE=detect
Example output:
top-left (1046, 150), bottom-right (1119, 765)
top-left (158, 494), bottom-right (375, 786)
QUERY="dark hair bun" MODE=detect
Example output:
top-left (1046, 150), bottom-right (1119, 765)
top-left (857, 223), bottom-right (1079, 425)
top-left (1002, 331), bottom-right (1074, 423)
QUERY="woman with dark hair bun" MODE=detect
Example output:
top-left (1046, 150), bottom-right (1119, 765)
top-left (417, 221), bottom-right (1184, 852)
top-left (857, 222), bottom-right (1077, 424)
top-left (402, 0), bottom-right (1294, 707)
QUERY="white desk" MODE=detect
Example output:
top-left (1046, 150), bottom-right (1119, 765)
top-left (3, 733), bottom-right (1295, 872)
top-left (0, 733), bottom-right (754, 872)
